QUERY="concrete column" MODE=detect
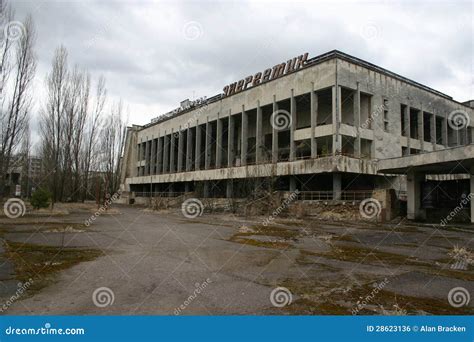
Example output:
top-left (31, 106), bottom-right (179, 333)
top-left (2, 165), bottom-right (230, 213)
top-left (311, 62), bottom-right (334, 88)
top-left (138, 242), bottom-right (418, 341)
top-left (216, 115), bottom-right (223, 168)
top-left (185, 183), bottom-right (191, 193)
top-left (431, 113), bottom-right (437, 150)
top-left (203, 181), bottom-right (210, 198)
top-left (407, 171), bottom-right (424, 220)
top-left (419, 108), bottom-right (424, 151)
top-left (333, 173), bottom-right (341, 200)
top-left (442, 115), bottom-right (448, 147)
top-left (205, 119), bottom-right (212, 169)
top-left (406, 105), bottom-right (411, 154)
top-left (256, 101), bottom-right (263, 163)
top-left (144, 139), bottom-right (150, 175)
top-left (226, 179), bottom-right (233, 198)
top-left (290, 89), bottom-right (296, 162)
top-left (354, 84), bottom-right (361, 158)
top-left (241, 106), bottom-right (248, 166)
top-left (162, 133), bottom-right (169, 174)
top-left (186, 126), bottom-right (193, 171)
top-left (332, 86), bottom-right (342, 154)
top-left (177, 127), bottom-right (184, 172)
top-left (310, 83), bottom-right (318, 159)
top-left (272, 96), bottom-right (278, 163)
top-left (170, 129), bottom-right (176, 173)
top-left (150, 136), bottom-right (156, 175)
top-left (195, 122), bottom-right (201, 170)
top-left (156, 134), bottom-right (162, 174)
top-left (228, 112), bottom-right (234, 167)
top-left (470, 167), bottom-right (474, 223)
top-left (289, 176), bottom-right (297, 192)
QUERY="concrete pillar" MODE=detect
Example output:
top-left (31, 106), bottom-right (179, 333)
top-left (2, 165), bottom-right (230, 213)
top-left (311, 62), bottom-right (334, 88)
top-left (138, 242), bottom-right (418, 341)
top-left (406, 105), bottom-right (411, 154)
top-left (216, 115), bottom-right (223, 168)
top-left (186, 126), bottom-right (193, 171)
top-left (290, 89), bottom-right (296, 162)
top-left (470, 167), bottom-right (474, 223)
top-left (195, 122), bottom-right (201, 170)
top-left (136, 142), bottom-right (141, 176)
top-left (431, 113), bottom-right (437, 150)
top-left (203, 181), bottom-right (210, 198)
top-left (256, 101), bottom-right (263, 163)
top-left (144, 139), bottom-right (150, 175)
top-left (156, 134), bottom-right (162, 174)
top-left (442, 115), bottom-right (448, 147)
top-left (407, 171), bottom-right (423, 220)
top-left (226, 179), bottom-right (233, 198)
top-left (170, 129), bottom-right (175, 173)
top-left (289, 176), bottom-right (297, 192)
top-left (177, 127), bottom-right (184, 172)
top-left (332, 86), bottom-right (342, 154)
top-left (272, 95), bottom-right (278, 163)
top-left (354, 84), bottom-right (361, 158)
top-left (419, 108), bottom-right (424, 151)
top-left (205, 119), bottom-right (212, 169)
top-left (185, 183), bottom-right (191, 193)
top-left (162, 133), bottom-right (169, 174)
top-left (241, 106), bottom-right (248, 166)
top-left (150, 136), bottom-right (156, 175)
top-left (228, 112), bottom-right (234, 167)
top-left (310, 83), bottom-right (318, 159)
top-left (333, 173), bottom-right (341, 200)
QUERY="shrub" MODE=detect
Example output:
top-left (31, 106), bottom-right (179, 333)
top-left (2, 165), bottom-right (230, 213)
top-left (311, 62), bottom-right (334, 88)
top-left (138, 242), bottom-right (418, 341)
top-left (30, 188), bottom-right (51, 209)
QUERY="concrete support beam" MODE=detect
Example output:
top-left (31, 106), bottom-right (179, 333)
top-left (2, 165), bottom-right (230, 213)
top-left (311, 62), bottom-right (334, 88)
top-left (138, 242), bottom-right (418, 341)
top-left (226, 179), bottom-right (233, 198)
top-left (406, 105), bottom-right (411, 154)
top-left (419, 108), bottom-right (424, 151)
top-left (289, 176), bottom-right (297, 192)
top-left (162, 133), bottom-right (169, 174)
top-left (177, 127), bottom-right (184, 172)
top-left (203, 181), bottom-right (210, 198)
top-left (228, 112), bottom-right (234, 167)
top-left (144, 139), bottom-right (150, 176)
top-left (442, 115), bottom-right (448, 147)
top-left (216, 115), bottom-right (223, 168)
top-left (170, 130), bottom-right (176, 173)
top-left (310, 83), bottom-right (317, 159)
top-left (333, 173), bottom-right (341, 200)
top-left (195, 122), bottom-right (201, 171)
top-left (136, 142), bottom-right (141, 176)
top-left (241, 106), bottom-right (248, 166)
top-left (205, 120), bottom-right (212, 169)
top-left (256, 101), bottom-right (263, 163)
top-left (332, 86), bottom-right (342, 154)
top-left (156, 134), bottom-right (162, 174)
top-left (289, 89), bottom-right (296, 162)
top-left (407, 171), bottom-right (424, 220)
top-left (430, 113), bottom-right (436, 150)
top-left (150, 137), bottom-right (156, 175)
top-left (186, 126), bottom-right (193, 171)
top-left (272, 96), bottom-right (278, 163)
top-left (354, 84), bottom-right (361, 158)
top-left (185, 182), bottom-right (190, 193)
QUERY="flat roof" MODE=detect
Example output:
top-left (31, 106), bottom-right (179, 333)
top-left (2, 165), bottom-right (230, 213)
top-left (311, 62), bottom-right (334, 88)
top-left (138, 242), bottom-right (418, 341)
top-left (139, 50), bottom-right (468, 131)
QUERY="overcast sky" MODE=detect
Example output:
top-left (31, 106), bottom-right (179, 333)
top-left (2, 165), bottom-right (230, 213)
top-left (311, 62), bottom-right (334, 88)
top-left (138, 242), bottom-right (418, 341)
top-left (12, 0), bottom-right (473, 134)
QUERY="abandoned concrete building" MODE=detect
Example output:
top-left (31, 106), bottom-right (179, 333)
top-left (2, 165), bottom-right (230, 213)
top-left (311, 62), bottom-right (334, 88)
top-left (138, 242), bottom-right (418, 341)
top-left (119, 50), bottom-right (474, 222)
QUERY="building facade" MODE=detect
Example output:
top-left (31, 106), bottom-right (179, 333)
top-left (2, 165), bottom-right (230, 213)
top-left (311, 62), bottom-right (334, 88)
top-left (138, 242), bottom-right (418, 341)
top-left (120, 50), bottom-right (474, 203)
